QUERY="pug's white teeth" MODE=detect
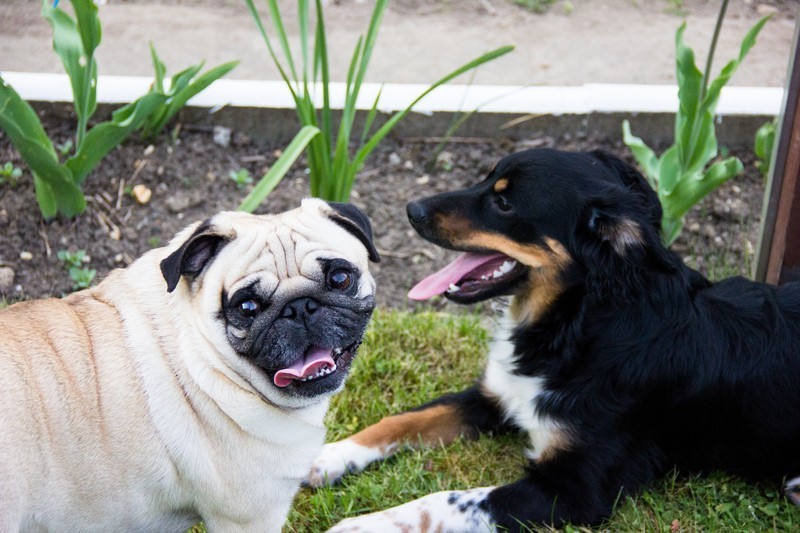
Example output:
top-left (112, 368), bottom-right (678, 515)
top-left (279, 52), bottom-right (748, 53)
top-left (447, 283), bottom-right (461, 293)
top-left (299, 364), bottom-right (338, 383)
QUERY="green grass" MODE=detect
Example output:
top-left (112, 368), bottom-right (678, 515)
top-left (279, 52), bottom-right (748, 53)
top-left (285, 308), bottom-right (800, 532)
top-left (7, 290), bottom-right (793, 530)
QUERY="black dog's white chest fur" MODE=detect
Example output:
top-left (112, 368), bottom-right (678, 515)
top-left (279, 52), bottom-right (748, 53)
top-left (482, 311), bottom-right (565, 461)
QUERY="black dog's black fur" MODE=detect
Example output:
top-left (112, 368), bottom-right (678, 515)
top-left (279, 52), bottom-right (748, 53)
top-left (408, 148), bottom-right (800, 528)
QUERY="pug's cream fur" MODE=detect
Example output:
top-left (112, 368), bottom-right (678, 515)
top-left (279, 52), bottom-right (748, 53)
top-left (0, 199), bottom-right (377, 532)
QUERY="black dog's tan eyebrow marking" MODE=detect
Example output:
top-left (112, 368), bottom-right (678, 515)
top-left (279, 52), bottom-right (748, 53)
top-left (493, 178), bottom-right (510, 193)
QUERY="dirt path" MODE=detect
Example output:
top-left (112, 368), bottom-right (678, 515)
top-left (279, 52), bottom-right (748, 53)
top-left (0, 0), bottom-right (796, 87)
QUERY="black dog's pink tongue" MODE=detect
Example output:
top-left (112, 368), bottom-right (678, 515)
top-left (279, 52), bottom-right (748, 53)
top-left (273, 348), bottom-right (335, 388)
top-left (408, 252), bottom-right (505, 300)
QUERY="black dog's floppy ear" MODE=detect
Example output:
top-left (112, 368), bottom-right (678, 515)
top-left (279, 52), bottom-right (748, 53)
top-left (585, 197), bottom-right (676, 273)
top-left (589, 149), bottom-right (664, 232)
top-left (160, 221), bottom-right (231, 293)
top-left (327, 202), bottom-right (381, 263)
top-left (586, 199), bottom-right (646, 257)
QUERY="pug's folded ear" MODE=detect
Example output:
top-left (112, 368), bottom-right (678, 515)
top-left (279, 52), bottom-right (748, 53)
top-left (160, 221), bottom-right (231, 292)
top-left (326, 202), bottom-right (381, 263)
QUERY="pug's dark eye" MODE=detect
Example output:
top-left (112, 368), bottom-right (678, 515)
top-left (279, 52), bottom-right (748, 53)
top-left (237, 299), bottom-right (261, 318)
top-left (327, 268), bottom-right (353, 292)
top-left (495, 195), bottom-right (512, 212)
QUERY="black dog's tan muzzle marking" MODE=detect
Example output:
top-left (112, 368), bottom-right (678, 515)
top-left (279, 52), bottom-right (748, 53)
top-left (432, 212), bottom-right (573, 324)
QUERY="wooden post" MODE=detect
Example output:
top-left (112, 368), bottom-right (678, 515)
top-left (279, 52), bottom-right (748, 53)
top-left (755, 20), bottom-right (800, 285)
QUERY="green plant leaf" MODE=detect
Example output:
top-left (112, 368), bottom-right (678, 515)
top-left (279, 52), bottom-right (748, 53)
top-left (167, 63), bottom-right (205, 96)
top-left (66, 92), bottom-right (167, 184)
top-left (144, 59), bottom-right (238, 139)
top-left (71, 0), bottom-right (102, 62)
top-left (656, 145), bottom-right (683, 196)
top-left (238, 125), bottom-right (320, 213)
top-left (664, 156), bottom-right (742, 221)
top-left (149, 42), bottom-right (167, 93)
top-left (246, 0), bottom-right (512, 202)
top-left (702, 16), bottom-right (770, 118)
top-left (754, 122), bottom-right (772, 160)
top-left (314, 0), bottom-right (332, 146)
top-left (0, 77), bottom-right (85, 218)
top-left (33, 174), bottom-right (59, 219)
top-left (674, 22), bottom-right (704, 167)
top-left (661, 216), bottom-right (684, 247)
top-left (350, 45), bottom-right (515, 196)
top-left (42, 0), bottom-right (99, 145)
top-left (684, 110), bottom-right (718, 176)
top-left (621, 120), bottom-right (659, 189)
top-left (265, 0), bottom-right (300, 82)
top-left (243, 0), bottom-right (299, 101)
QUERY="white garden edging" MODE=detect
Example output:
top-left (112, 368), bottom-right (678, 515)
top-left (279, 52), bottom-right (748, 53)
top-left (1, 71), bottom-right (783, 117)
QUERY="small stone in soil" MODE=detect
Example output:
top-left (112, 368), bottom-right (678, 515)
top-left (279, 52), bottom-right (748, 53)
top-left (0, 266), bottom-right (14, 290)
top-left (132, 184), bottom-right (152, 205)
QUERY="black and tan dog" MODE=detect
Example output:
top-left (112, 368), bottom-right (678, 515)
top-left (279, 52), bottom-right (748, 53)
top-left (309, 148), bottom-right (800, 532)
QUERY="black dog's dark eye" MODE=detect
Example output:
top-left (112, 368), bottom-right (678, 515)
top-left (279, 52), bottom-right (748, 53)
top-left (495, 195), bottom-right (512, 212)
top-left (327, 268), bottom-right (353, 291)
top-left (238, 299), bottom-right (261, 318)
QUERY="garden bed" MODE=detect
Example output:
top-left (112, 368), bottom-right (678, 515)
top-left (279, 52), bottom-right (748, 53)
top-left (0, 108), bottom-right (766, 309)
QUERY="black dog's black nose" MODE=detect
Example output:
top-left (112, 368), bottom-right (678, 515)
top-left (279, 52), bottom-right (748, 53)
top-left (407, 201), bottom-right (427, 225)
top-left (280, 297), bottom-right (319, 321)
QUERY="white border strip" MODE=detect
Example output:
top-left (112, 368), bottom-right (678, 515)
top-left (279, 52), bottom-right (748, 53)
top-left (1, 71), bottom-right (783, 116)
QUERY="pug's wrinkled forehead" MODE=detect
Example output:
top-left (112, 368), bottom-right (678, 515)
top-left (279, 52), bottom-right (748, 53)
top-left (160, 198), bottom-right (380, 298)
top-left (222, 200), bottom-right (376, 298)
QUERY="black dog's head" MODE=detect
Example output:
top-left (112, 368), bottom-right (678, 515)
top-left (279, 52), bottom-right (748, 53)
top-left (407, 148), bottom-right (678, 320)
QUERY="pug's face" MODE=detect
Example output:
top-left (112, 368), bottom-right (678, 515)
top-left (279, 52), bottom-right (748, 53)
top-left (160, 199), bottom-right (380, 408)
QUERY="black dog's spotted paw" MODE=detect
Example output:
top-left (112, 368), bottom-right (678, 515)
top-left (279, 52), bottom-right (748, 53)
top-left (785, 477), bottom-right (800, 506)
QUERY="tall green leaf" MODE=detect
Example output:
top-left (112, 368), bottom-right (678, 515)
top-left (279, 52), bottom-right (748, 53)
top-left (622, 14), bottom-right (768, 246)
top-left (238, 125), bottom-right (320, 213)
top-left (141, 50), bottom-right (238, 140)
top-left (246, 0), bottom-right (513, 202)
top-left (0, 78), bottom-right (85, 218)
top-left (352, 46), bottom-right (515, 179)
top-left (150, 42), bottom-right (167, 93)
top-left (621, 120), bottom-right (658, 189)
top-left (42, 0), bottom-right (101, 147)
top-left (71, 0), bottom-right (102, 62)
top-left (66, 92), bottom-right (167, 184)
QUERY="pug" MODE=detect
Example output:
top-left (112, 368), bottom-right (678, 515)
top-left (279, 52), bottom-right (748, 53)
top-left (0, 199), bottom-right (380, 532)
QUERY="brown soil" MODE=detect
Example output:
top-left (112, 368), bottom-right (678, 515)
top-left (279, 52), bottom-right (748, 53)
top-left (0, 109), bottom-right (765, 312)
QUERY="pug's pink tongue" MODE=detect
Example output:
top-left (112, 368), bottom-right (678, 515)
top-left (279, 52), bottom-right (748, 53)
top-left (273, 348), bottom-right (335, 387)
top-left (408, 252), bottom-right (503, 300)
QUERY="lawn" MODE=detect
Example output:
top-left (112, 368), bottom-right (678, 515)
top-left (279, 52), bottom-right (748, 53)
top-left (6, 274), bottom-right (798, 531)
top-left (286, 308), bottom-right (800, 532)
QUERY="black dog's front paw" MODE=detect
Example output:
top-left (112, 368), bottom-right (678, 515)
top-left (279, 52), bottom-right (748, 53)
top-left (785, 477), bottom-right (800, 506)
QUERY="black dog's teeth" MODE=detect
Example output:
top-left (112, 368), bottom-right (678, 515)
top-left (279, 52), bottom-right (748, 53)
top-left (446, 259), bottom-right (519, 294)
